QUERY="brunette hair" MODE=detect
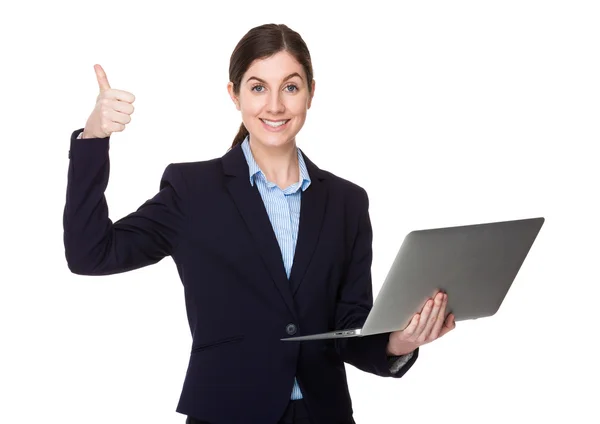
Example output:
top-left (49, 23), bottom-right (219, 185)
top-left (229, 24), bottom-right (314, 149)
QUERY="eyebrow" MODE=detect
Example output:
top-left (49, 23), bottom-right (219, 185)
top-left (246, 72), bottom-right (303, 84)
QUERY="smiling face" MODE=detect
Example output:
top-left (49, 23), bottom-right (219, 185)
top-left (228, 50), bottom-right (315, 149)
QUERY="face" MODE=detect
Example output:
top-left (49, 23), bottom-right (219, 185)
top-left (228, 50), bottom-right (315, 149)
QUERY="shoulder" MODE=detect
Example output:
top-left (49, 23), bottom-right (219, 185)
top-left (316, 166), bottom-right (370, 211)
top-left (157, 157), bottom-right (224, 192)
top-left (164, 156), bottom-right (224, 179)
top-left (170, 156), bottom-right (223, 175)
top-left (300, 148), bottom-right (369, 205)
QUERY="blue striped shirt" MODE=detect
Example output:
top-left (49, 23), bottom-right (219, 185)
top-left (240, 135), bottom-right (412, 399)
top-left (241, 136), bottom-right (309, 399)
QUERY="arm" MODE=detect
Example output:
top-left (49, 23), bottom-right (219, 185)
top-left (333, 187), bottom-right (418, 378)
top-left (63, 128), bottom-right (187, 275)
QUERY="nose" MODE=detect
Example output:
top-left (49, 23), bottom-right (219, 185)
top-left (267, 90), bottom-right (285, 114)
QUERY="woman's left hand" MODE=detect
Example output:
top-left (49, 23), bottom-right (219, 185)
top-left (386, 291), bottom-right (456, 356)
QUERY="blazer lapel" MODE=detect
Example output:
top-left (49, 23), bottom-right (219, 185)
top-left (222, 145), bottom-right (296, 317)
top-left (289, 150), bottom-right (328, 296)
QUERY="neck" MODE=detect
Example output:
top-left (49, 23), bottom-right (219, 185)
top-left (249, 136), bottom-right (299, 188)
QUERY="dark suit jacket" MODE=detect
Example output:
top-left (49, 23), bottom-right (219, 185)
top-left (63, 128), bottom-right (418, 424)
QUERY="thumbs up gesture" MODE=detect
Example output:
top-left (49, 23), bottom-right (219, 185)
top-left (82, 64), bottom-right (136, 139)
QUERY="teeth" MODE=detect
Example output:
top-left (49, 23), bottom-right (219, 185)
top-left (262, 119), bottom-right (288, 127)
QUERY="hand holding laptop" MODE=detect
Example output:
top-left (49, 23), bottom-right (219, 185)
top-left (386, 291), bottom-right (456, 356)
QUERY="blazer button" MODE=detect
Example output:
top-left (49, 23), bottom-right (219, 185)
top-left (286, 323), bottom-right (297, 335)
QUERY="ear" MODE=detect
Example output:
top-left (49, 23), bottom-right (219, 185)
top-left (227, 81), bottom-right (241, 111)
top-left (307, 79), bottom-right (316, 109)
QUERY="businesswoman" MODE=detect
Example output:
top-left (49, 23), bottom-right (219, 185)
top-left (64, 23), bottom-right (456, 424)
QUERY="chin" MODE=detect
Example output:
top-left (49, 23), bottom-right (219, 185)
top-left (265, 136), bottom-right (295, 148)
top-left (253, 130), bottom-right (296, 148)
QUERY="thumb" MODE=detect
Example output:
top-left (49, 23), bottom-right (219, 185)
top-left (94, 64), bottom-right (111, 92)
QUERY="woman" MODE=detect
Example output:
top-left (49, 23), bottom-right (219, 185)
top-left (64, 23), bottom-right (455, 424)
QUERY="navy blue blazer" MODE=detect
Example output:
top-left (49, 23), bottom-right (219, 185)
top-left (63, 128), bottom-right (418, 423)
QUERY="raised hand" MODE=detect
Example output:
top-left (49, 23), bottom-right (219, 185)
top-left (82, 64), bottom-right (136, 139)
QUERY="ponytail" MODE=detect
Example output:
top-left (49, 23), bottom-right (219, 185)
top-left (231, 122), bottom-right (249, 149)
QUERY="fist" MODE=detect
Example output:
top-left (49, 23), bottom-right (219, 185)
top-left (82, 64), bottom-right (136, 139)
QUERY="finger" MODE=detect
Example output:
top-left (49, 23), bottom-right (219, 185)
top-left (449, 313), bottom-right (456, 329)
top-left (419, 292), bottom-right (444, 342)
top-left (439, 313), bottom-right (456, 337)
top-left (104, 108), bottom-right (132, 125)
top-left (428, 293), bottom-right (448, 340)
top-left (100, 89), bottom-right (136, 104)
top-left (109, 98), bottom-right (135, 115)
top-left (413, 298), bottom-right (434, 339)
top-left (401, 313), bottom-right (421, 338)
top-left (95, 64), bottom-right (111, 92)
top-left (420, 291), bottom-right (440, 314)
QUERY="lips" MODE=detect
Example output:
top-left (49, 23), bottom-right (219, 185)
top-left (260, 118), bottom-right (290, 127)
top-left (260, 118), bottom-right (291, 132)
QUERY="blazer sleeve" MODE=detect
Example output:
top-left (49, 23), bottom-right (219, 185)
top-left (333, 187), bottom-right (418, 378)
top-left (63, 128), bottom-right (187, 275)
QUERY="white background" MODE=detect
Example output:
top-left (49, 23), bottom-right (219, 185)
top-left (1, 0), bottom-right (599, 422)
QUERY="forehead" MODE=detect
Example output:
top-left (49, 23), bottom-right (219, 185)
top-left (244, 51), bottom-right (305, 82)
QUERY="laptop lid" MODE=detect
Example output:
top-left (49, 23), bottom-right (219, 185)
top-left (360, 217), bottom-right (545, 336)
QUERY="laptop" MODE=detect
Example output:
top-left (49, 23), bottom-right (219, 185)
top-left (281, 216), bottom-right (544, 341)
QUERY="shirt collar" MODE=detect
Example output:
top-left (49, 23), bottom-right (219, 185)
top-left (240, 135), bottom-right (311, 191)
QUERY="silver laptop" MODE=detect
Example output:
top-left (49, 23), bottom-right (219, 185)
top-left (281, 216), bottom-right (544, 341)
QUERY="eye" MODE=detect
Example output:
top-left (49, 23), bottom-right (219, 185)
top-left (251, 84), bottom-right (299, 93)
